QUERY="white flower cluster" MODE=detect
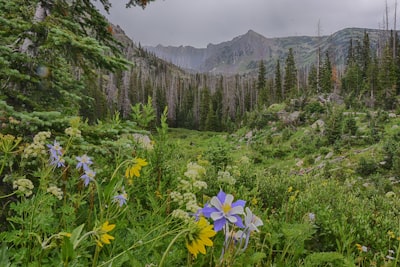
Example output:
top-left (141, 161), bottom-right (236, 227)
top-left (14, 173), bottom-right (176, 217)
top-left (217, 170), bottom-right (236, 185)
top-left (132, 133), bottom-right (153, 150)
top-left (13, 178), bottom-right (34, 197)
top-left (23, 131), bottom-right (51, 158)
top-left (47, 185), bottom-right (63, 200)
top-left (184, 162), bottom-right (206, 179)
top-left (65, 127), bottom-right (81, 138)
top-left (171, 208), bottom-right (190, 221)
top-left (170, 161), bottom-right (208, 216)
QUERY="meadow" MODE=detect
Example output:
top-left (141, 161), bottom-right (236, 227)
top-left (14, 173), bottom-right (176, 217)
top-left (1, 99), bottom-right (400, 267)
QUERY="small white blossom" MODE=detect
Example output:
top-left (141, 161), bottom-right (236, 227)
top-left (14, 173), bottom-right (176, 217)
top-left (13, 179), bottom-right (34, 197)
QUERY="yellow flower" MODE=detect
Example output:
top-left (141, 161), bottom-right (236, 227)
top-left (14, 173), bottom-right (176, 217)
top-left (388, 230), bottom-right (396, 239)
top-left (96, 221), bottom-right (115, 247)
top-left (60, 232), bottom-right (72, 238)
top-left (287, 186), bottom-right (293, 193)
top-left (186, 217), bottom-right (216, 258)
top-left (125, 158), bottom-right (148, 182)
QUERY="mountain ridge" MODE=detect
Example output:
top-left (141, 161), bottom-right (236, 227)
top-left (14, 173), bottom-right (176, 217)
top-left (144, 27), bottom-right (386, 75)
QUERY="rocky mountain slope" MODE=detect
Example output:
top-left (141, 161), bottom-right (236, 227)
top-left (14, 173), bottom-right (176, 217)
top-left (145, 28), bottom-right (387, 75)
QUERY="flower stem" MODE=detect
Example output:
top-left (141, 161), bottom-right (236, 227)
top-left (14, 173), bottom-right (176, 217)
top-left (159, 229), bottom-right (189, 267)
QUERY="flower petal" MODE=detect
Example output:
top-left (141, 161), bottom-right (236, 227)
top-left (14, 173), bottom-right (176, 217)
top-left (210, 196), bottom-right (223, 210)
top-left (210, 211), bottom-right (223, 221)
top-left (213, 218), bottom-right (227, 232)
top-left (216, 190), bottom-right (226, 205)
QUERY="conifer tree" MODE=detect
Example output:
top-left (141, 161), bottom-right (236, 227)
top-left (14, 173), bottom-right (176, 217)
top-left (199, 88), bottom-right (211, 130)
top-left (274, 59), bottom-right (283, 102)
top-left (257, 60), bottom-right (268, 106)
top-left (320, 51), bottom-right (333, 93)
top-left (0, 0), bottom-right (129, 116)
top-left (283, 48), bottom-right (297, 99)
top-left (307, 64), bottom-right (318, 95)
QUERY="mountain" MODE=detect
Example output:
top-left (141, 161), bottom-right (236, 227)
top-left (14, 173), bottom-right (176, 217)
top-left (145, 28), bottom-right (386, 75)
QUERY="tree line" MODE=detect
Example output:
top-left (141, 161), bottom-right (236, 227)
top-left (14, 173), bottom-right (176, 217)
top-left (1, 1), bottom-right (400, 133)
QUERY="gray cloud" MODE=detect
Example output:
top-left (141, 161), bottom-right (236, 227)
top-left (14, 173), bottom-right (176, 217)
top-left (100, 0), bottom-right (397, 47)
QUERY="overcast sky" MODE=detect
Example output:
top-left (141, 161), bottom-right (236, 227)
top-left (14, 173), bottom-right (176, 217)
top-left (98, 0), bottom-right (397, 48)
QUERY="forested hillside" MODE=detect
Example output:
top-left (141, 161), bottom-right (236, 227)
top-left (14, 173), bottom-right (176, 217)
top-left (2, 1), bottom-right (400, 132)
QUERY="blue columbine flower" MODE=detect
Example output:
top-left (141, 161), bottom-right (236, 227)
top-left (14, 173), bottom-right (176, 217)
top-left (201, 190), bottom-right (245, 231)
top-left (235, 207), bottom-right (263, 251)
top-left (80, 169), bottom-right (96, 186)
top-left (76, 154), bottom-right (93, 171)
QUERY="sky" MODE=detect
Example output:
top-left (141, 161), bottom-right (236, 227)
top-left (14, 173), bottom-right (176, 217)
top-left (97, 0), bottom-right (397, 48)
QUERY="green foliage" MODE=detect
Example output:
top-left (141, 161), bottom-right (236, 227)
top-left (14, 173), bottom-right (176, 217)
top-left (131, 97), bottom-right (156, 129)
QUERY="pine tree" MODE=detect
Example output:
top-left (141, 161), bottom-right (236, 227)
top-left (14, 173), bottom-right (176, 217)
top-left (257, 60), bottom-right (268, 106)
top-left (199, 88), bottom-right (211, 130)
top-left (274, 59), bottom-right (283, 102)
top-left (320, 51), bottom-right (333, 93)
top-left (307, 64), bottom-right (318, 95)
top-left (283, 48), bottom-right (297, 99)
top-left (0, 0), bottom-right (129, 116)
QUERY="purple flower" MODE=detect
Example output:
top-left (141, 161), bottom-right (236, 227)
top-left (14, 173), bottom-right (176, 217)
top-left (235, 207), bottom-right (263, 251)
top-left (76, 154), bottom-right (93, 171)
top-left (201, 190), bottom-right (245, 231)
top-left (80, 169), bottom-right (96, 187)
top-left (47, 140), bottom-right (65, 168)
top-left (113, 190), bottom-right (128, 207)
top-left (50, 156), bottom-right (65, 168)
top-left (47, 140), bottom-right (63, 158)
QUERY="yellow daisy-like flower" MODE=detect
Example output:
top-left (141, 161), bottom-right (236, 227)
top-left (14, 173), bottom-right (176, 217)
top-left (96, 221), bottom-right (116, 247)
top-left (125, 158), bottom-right (148, 183)
top-left (186, 217), bottom-right (216, 258)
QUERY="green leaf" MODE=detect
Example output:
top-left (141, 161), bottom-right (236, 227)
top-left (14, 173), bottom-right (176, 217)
top-left (70, 223), bottom-right (85, 249)
top-left (0, 243), bottom-right (11, 267)
top-left (61, 236), bottom-right (75, 263)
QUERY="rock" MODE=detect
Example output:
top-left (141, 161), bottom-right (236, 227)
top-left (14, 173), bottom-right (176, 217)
top-left (325, 151), bottom-right (334, 159)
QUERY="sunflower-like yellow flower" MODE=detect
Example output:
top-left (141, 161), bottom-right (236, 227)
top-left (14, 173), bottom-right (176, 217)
top-left (186, 217), bottom-right (216, 258)
top-left (125, 158), bottom-right (148, 184)
top-left (96, 221), bottom-right (115, 247)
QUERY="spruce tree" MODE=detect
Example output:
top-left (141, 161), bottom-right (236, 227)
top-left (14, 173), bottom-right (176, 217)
top-left (257, 60), bottom-right (268, 106)
top-left (320, 51), bottom-right (333, 93)
top-left (274, 59), bottom-right (283, 102)
top-left (283, 48), bottom-right (297, 99)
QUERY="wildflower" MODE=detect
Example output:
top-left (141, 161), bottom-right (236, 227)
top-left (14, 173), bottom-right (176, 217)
top-left (13, 178), bottom-right (34, 197)
top-left (388, 230), bottom-right (396, 239)
top-left (47, 140), bottom-right (65, 168)
top-left (50, 156), bottom-right (65, 168)
top-left (356, 243), bottom-right (368, 252)
top-left (80, 169), bottom-right (96, 187)
top-left (47, 185), bottom-right (63, 200)
top-left (171, 209), bottom-right (190, 221)
top-left (96, 221), bottom-right (115, 247)
top-left (308, 212), bottom-right (316, 222)
top-left (287, 186), bottom-right (293, 193)
top-left (125, 157), bottom-right (148, 181)
top-left (47, 140), bottom-right (63, 158)
top-left (386, 249), bottom-right (395, 260)
top-left (65, 127), bottom-right (81, 138)
top-left (200, 190), bottom-right (245, 231)
top-left (186, 217), bottom-right (216, 258)
top-left (23, 132), bottom-right (51, 158)
top-left (113, 189), bottom-right (128, 207)
top-left (235, 207), bottom-right (263, 250)
top-left (76, 154), bottom-right (93, 171)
